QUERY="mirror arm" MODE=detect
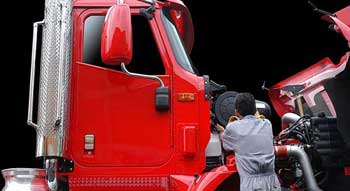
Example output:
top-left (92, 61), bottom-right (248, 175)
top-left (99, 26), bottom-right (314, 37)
top-left (308, 1), bottom-right (335, 17)
top-left (261, 81), bottom-right (270, 91)
top-left (121, 63), bottom-right (165, 87)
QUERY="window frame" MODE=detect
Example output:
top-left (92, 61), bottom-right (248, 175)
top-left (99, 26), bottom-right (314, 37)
top-left (77, 8), bottom-right (172, 75)
top-left (160, 7), bottom-right (197, 75)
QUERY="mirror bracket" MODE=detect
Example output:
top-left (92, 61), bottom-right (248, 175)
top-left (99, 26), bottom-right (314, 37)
top-left (140, 3), bottom-right (156, 20)
top-left (121, 63), bottom-right (169, 111)
top-left (121, 63), bottom-right (165, 87)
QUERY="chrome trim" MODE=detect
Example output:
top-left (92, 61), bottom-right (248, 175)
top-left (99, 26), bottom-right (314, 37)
top-left (281, 113), bottom-right (301, 124)
top-left (2, 168), bottom-right (46, 177)
top-left (55, 2), bottom-right (65, 127)
top-left (2, 168), bottom-right (48, 191)
top-left (281, 113), bottom-right (301, 129)
top-left (121, 63), bottom-right (165, 87)
top-left (27, 20), bottom-right (45, 130)
top-left (35, 0), bottom-right (73, 157)
top-left (84, 134), bottom-right (95, 151)
top-left (45, 159), bottom-right (58, 191)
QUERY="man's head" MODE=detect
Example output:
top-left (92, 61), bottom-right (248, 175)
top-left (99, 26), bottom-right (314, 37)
top-left (235, 92), bottom-right (256, 117)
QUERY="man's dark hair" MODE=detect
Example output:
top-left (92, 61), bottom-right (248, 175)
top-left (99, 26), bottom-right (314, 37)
top-left (235, 93), bottom-right (256, 116)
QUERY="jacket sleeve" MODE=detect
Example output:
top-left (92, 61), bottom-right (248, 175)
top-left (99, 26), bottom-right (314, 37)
top-left (222, 122), bottom-right (239, 152)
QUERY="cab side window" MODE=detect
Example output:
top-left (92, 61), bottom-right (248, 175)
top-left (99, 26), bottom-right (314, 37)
top-left (83, 15), bottom-right (165, 75)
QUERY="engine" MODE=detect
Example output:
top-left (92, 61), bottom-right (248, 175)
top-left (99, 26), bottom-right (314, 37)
top-left (205, 78), bottom-right (350, 190)
top-left (275, 113), bottom-right (350, 190)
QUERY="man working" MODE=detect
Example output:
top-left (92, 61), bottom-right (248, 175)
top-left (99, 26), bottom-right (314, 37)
top-left (216, 93), bottom-right (281, 191)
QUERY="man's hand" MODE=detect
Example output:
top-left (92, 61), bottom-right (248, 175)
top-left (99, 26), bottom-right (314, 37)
top-left (255, 111), bottom-right (266, 119)
top-left (228, 115), bottom-right (240, 122)
top-left (215, 123), bottom-right (225, 133)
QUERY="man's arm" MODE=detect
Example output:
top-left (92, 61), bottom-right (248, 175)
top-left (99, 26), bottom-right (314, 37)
top-left (215, 115), bottom-right (239, 134)
top-left (221, 122), bottom-right (239, 152)
top-left (215, 123), bottom-right (225, 144)
top-left (215, 123), bottom-right (225, 133)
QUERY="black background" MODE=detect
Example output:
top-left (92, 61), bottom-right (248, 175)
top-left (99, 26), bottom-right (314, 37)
top-left (1, 0), bottom-right (349, 188)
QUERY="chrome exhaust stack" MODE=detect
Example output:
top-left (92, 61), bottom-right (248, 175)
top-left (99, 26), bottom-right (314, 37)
top-left (25, 0), bottom-right (73, 190)
top-left (28, 0), bottom-right (73, 158)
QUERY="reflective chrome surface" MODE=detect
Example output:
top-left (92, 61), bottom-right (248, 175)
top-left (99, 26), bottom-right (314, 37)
top-left (121, 63), bottom-right (165, 87)
top-left (2, 168), bottom-right (48, 191)
top-left (28, 20), bottom-right (44, 130)
top-left (286, 146), bottom-right (322, 191)
top-left (35, 0), bottom-right (73, 157)
top-left (45, 159), bottom-right (58, 191)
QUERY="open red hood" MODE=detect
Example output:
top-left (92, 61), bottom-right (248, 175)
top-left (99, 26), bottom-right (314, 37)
top-left (269, 53), bottom-right (349, 117)
top-left (269, 6), bottom-right (350, 118)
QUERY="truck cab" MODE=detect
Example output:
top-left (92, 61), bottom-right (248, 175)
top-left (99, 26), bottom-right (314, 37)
top-left (5, 0), bottom-right (348, 191)
top-left (68, 0), bottom-right (211, 182)
top-left (61, 0), bottom-right (220, 190)
top-left (2, 0), bottom-right (241, 190)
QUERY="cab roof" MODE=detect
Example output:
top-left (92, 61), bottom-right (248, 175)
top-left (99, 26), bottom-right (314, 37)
top-left (73, 0), bottom-right (185, 8)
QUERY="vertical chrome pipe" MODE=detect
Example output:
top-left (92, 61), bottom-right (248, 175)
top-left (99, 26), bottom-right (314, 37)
top-left (45, 159), bottom-right (58, 191)
top-left (35, 0), bottom-right (72, 157)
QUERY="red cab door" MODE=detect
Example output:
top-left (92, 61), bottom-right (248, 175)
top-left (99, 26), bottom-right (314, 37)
top-left (69, 10), bottom-right (173, 167)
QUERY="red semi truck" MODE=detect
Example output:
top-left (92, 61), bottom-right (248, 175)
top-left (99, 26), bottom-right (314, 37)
top-left (1, 0), bottom-right (349, 190)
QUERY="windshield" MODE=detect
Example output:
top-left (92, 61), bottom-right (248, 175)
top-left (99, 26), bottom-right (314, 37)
top-left (161, 7), bottom-right (198, 75)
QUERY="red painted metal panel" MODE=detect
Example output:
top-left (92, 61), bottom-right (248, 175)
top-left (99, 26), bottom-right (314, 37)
top-left (182, 126), bottom-right (197, 156)
top-left (70, 63), bottom-right (172, 167)
top-left (335, 6), bottom-right (350, 27)
top-left (74, 0), bottom-right (150, 8)
top-left (70, 176), bottom-right (170, 191)
top-left (65, 3), bottom-right (215, 189)
top-left (269, 54), bottom-right (349, 117)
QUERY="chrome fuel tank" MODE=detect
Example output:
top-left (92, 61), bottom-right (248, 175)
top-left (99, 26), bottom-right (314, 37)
top-left (2, 168), bottom-right (48, 191)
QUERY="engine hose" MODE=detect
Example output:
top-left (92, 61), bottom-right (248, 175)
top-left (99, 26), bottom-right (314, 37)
top-left (275, 145), bottom-right (322, 191)
top-left (281, 113), bottom-right (301, 130)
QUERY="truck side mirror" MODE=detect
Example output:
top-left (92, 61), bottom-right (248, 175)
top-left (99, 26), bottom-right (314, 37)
top-left (101, 3), bottom-right (132, 65)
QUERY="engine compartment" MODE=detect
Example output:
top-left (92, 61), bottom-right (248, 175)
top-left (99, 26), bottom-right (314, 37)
top-left (205, 69), bottom-right (350, 190)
